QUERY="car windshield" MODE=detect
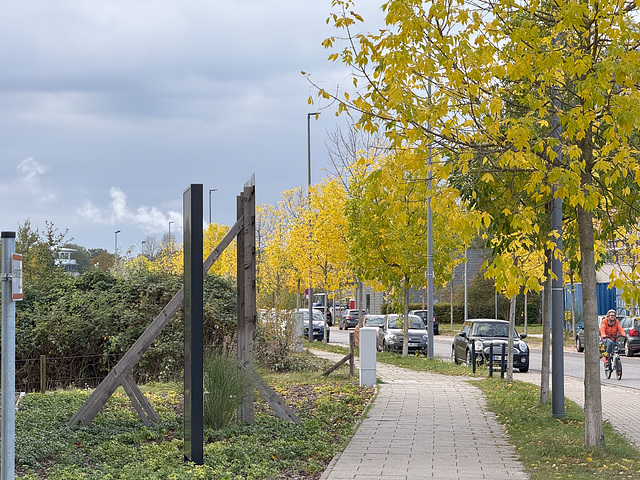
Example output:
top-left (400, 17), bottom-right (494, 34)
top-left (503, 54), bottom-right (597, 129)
top-left (389, 316), bottom-right (425, 329)
top-left (364, 317), bottom-right (384, 327)
top-left (472, 322), bottom-right (511, 338)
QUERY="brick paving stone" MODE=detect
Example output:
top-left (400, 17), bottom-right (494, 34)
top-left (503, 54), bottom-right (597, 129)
top-left (314, 350), bottom-right (529, 480)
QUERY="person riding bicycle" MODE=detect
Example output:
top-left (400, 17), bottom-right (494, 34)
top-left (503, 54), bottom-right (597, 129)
top-left (599, 309), bottom-right (626, 364)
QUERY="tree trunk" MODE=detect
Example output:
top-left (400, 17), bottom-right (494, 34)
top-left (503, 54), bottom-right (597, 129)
top-left (578, 205), bottom-right (604, 446)
top-left (507, 294), bottom-right (516, 382)
top-left (403, 275), bottom-right (409, 357)
top-left (540, 251), bottom-right (551, 403)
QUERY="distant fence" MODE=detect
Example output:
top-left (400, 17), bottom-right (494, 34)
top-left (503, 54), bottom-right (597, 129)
top-left (16, 354), bottom-right (124, 393)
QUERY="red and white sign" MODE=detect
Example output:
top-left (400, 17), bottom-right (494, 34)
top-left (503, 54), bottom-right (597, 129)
top-left (12, 253), bottom-right (22, 301)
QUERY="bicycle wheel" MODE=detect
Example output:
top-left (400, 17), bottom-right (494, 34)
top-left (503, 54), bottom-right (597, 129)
top-left (616, 356), bottom-right (623, 380)
top-left (605, 358), bottom-right (612, 379)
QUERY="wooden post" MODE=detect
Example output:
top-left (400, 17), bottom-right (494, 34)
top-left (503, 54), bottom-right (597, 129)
top-left (349, 332), bottom-right (355, 376)
top-left (237, 179), bottom-right (256, 424)
top-left (40, 355), bottom-right (45, 394)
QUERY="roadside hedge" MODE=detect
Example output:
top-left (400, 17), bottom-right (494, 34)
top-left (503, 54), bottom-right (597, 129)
top-left (14, 269), bottom-right (236, 389)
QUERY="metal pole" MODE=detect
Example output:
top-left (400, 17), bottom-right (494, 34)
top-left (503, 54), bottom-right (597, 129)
top-left (2, 231), bottom-right (16, 480)
top-left (209, 189), bottom-right (217, 225)
top-left (426, 98), bottom-right (435, 359)
top-left (307, 112), bottom-right (319, 343)
top-left (114, 230), bottom-right (120, 255)
top-left (464, 249), bottom-right (468, 322)
top-left (551, 90), bottom-right (565, 418)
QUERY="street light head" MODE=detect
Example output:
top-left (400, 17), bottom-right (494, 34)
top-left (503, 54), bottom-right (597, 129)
top-left (307, 112), bottom-right (321, 118)
top-left (115, 230), bottom-right (121, 234)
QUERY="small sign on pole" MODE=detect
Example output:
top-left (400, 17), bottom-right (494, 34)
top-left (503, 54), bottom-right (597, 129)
top-left (12, 253), bottom-right (22, 301)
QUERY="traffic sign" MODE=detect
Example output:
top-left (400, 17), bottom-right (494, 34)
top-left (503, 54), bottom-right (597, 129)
top-left (12, 253), bottom-right (22, 301)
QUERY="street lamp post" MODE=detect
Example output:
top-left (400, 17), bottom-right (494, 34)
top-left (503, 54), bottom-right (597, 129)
top-left (307, 112), bottom-right (320, 343)
top-left (114, 230), bottom-right (121, 256)
top-left (141, 240), bottom-right (147, 257)
top-left (168, 221), bottom-right (174, 252)
top-left (209, 189), bottom-right (217, 225)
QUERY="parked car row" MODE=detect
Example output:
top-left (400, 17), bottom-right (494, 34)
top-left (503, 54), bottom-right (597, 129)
top-left (575, 315), bottom-right (640, 356)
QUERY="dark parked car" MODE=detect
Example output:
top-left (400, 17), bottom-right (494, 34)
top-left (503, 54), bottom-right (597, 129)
top-left (579, 316), bottom-right (640, 356)
top-left (339, 309), bottom-right (366, 330)
top-left (619, 317), bottom-right (640, 356)
top-left (378, 314), bottom-right (428, 354)
top-left (294, 309), bottom-right (330, 342)
top-left (451, 319), bottom-right (529, 372)
top-left (575, 319), bottom-right (588, 352)
top-left (409, 309), bottom-right (439, 335)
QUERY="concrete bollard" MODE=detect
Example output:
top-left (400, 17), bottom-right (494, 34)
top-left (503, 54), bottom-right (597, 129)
top-left (359, 327), bottom-right (377, 387)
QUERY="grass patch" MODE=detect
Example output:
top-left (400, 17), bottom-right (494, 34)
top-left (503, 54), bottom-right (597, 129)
top-left (15, 354), bottom-right (374, 480)
top-left (309, 341), bottom-right (482, 377)
top-left (473, 378), bottom-right (640, 479)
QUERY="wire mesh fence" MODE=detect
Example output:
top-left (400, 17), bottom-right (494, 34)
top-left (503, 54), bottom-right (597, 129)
top-left (16, 353), bottom-right (124, 392)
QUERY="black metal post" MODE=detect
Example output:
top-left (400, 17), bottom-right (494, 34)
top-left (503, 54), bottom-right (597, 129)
top-left (184, 184), bottom-right (204, 465)
top-left (500, 344), bottom-right (506, 379)
top-left (489, 344), bottom-right (493, 377)
top-left (471, 339), bottom-right (476, 373)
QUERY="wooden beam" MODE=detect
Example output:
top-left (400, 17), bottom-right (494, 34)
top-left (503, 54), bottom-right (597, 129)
top-left (250, 370), bottom-right (300, 424)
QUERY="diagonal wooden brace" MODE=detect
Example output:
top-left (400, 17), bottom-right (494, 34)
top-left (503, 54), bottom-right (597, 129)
top-left (120, 374), bottom-right (160, 426)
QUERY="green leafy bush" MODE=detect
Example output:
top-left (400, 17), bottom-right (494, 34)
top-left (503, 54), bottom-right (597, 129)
top-left (15, 270), bottom-right (237, 389)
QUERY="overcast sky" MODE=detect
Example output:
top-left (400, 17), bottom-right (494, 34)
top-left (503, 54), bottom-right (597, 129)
top-left (0, 1), bottom-right (383, 254)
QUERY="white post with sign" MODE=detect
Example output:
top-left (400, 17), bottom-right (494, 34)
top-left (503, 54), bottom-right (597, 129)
top-left (2, 231), bottom-right (19, 480)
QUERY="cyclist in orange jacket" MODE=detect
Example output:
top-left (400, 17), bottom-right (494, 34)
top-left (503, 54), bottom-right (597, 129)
top-left (600, 309), bottom-right (626, 363)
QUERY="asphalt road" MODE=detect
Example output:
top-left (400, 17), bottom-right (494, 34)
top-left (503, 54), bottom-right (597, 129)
top-left (328, 327), bottom-right (640, 390)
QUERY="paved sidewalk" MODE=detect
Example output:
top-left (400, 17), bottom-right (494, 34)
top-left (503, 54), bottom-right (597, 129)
top-left (312, 350), bottom-right (529, 480)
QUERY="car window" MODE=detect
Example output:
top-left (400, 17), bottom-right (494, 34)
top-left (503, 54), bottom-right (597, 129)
top-left (412, 311), bottom-right (427, 321)
top-left (473, 322), bottom-right (509, 337)
top-left (364, 317), bottom-right (384, 327)
top-left (461, 323), bottom-right (471, 336)
top-left (388, 316), bottom-right (425, 329)
top-left (620, 317), bottom-right (630, 328)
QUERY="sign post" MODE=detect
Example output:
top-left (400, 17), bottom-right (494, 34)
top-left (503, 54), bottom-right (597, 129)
top-left (2, 231), bottom-right (19, 480)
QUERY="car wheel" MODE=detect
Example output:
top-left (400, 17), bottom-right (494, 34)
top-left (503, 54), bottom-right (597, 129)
top-left (576, 337), bottom-right (584, 353)
top-left (451, 347), bottom-right (458, 364)
top-left (466, 349), bottom-right (472, 366)
top-left (339, 321), bottom-right (343, 330)
top-left (383, 341), bottom-right (389, 352)
top-left (625, 339), bottom-right (634, 357)
top-left (519, 366), bottom-right (529, 373)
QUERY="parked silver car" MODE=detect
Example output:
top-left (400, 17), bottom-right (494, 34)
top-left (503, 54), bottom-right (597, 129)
top-left (378, 314), bottom-right (428, 354)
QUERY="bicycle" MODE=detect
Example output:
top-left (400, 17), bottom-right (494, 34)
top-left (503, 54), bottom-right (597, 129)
top-left (600, 335), bottom-right (623, 380)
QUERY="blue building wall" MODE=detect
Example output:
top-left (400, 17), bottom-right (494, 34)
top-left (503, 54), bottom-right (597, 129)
top-left (564, 282), bottom-right (618, 322)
